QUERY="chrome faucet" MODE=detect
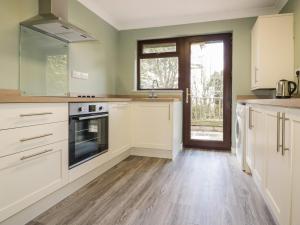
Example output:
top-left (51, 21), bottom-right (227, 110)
top-left (149, 80), bottom-right (159, 98)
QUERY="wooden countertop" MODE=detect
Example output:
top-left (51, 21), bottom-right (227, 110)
top-left (237, 98), bottom-right (300, 109)
top-left (0, 90), bottom-right (181, 103)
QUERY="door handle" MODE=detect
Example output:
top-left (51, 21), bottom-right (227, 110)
top-left (185, 88), bottom-right (192, 104)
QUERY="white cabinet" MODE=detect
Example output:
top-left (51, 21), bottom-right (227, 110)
top-left (246, 105), bottom-right (254, 170)
top-left (131, 102), bottom-right (182, 159)
top-left (250, 107), bottom-right (266, 189)
top-left (0, 103), bottom-right (69, 223)
top-left (0, 141), bottom-right (68, 222)
top-left (288, 110), bottom-right (300, 225)
top-left (109, 103), bottom-right (131, 154)
top-left (264, 108), bottom-right (292, 225)
top-left (251, 14), bottom-right (294, 90)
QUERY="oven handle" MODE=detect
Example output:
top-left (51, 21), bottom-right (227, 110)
top-left (76, 114), bottom-right (109, 121)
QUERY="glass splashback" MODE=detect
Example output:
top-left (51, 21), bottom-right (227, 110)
top-left (20, 26), bottom-right (69, 96)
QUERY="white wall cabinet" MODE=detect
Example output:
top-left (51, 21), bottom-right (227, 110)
top-left (109, 103), bottom-right (131, 155)
top-left (251, 14), bottom-right (294, 90)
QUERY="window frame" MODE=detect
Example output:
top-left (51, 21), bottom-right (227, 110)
top-left (137, 38), bottom-right (182, 90)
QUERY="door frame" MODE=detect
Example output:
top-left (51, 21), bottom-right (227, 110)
top-left (182, 33), bottom-right (232, 150)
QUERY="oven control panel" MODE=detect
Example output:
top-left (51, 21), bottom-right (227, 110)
top-left (69, 103), bottom-right (108, 116)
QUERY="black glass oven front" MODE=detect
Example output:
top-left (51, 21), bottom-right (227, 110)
top-left (69, 113), bottom-right (108, 168)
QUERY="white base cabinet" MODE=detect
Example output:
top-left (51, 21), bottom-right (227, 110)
top-left (109, 103), bottom-right (131, 154)
top-left (246, 104), bottom-right (300, 225)
top-left (0, 141), bottom-right (68, 222)
top-left (289, 110), bottom-right (300, 225)
top-left (131, 102), bottom-right (182, 159)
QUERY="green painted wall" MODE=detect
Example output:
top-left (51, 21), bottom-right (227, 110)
top-left (0, 0), bottom-right (38, 90)
top-left (0, 0), bottom-right (119, 95)
top-left (282, 0), bottom-right (300, 70)
top-left (68, 0), bottom-right (119, 95)
top-left (117, 18), bottom-right (256, 146)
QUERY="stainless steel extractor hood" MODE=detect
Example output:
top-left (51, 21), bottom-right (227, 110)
top-left (20, 0), bottom-right (96, 43)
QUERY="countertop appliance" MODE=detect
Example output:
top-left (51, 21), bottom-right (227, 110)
top-left (236, 103), bottom-right (250, 172)
top-left (69, 103), bottom-right (108, 169)
top-left (276, 79), bottom-right (297, 98)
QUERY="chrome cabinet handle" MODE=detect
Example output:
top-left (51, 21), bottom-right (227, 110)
top-left (249, 108), bottom-right (253, 129)
top-left (20, 133), bottom-right (53, 142)
top-left (20, 149), bottom-right (53, 160)
top-left (78, 114), bottom-right (108, 120)
top-left (277, 112), bottom-right (282, 152)
top-left (282, 113), bottom-right (289, 156)
top-left (20, 112), bottom-right (53, 117)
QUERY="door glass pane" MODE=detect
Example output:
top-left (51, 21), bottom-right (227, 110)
top-left (190, 42), bottom-right (224, 141)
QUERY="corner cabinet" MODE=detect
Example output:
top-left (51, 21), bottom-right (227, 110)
top-left (251, 14), bottom-right (294, 90)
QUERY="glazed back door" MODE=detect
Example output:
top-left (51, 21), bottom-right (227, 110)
top-left (183, 34), bottom-right (232, 150)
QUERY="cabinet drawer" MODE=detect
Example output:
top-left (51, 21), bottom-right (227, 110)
top-left (0, 141), bottom-right (68, 222)
top-left (0, 121), bottom-right (68, 158)
top-left (0, 103), bottom-right (68, 130)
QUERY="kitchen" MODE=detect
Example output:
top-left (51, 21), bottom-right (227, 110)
top-left (0, 0), bottom-right (300, 225)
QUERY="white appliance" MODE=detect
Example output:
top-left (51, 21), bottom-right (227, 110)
top-left (236, 103), bottom-right (250, 172)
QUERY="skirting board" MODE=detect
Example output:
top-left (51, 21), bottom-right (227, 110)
top-left (0, 150), bottom-right (131, 225)
top-left (130, 147), bottom-right (173, 159)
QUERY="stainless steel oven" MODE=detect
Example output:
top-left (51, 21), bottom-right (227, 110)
top-left (69, 103), bottom-right (108, 169)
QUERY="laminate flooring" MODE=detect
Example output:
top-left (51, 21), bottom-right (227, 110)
top-left (28, 150), bottom-right (276, 225)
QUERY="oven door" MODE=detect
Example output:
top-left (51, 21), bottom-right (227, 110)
top-left (69, 113), bottom-right (108, 169)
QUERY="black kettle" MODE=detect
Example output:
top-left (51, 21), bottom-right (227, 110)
top-left (276, 79), bottom-right (297, 98)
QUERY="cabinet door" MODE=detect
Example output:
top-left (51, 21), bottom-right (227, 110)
top-left (109, 103), bottom-right (131, 153)
top-left (289, 111), bottom-right (300, 225)
top-left (131, 102), bottom-right (172, 150)
top-left (246, 106), bottom-right (255, 170)
top-left (252, 108), bottom-right (266, 189)
top-left (0, 141), bottom-right (68, 222)
top-left (265, 110), bottom-right (292, 225)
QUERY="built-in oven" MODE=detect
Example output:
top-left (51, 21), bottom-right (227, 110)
top-left (69, 103), bottom-right (109, 169)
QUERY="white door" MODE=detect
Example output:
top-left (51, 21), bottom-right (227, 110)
top-left (265, 109), bottom-right (292, 225)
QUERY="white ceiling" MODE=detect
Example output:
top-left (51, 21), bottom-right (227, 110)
top-left (78, 0), bottom-right (288, 30)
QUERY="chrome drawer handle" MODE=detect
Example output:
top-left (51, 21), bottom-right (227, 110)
top-left (20, 112), bottom-right (53, 117)
top-left (20, 149), bottom-right (53, 160)
top-left (20, 133), bottom-right (53, 142)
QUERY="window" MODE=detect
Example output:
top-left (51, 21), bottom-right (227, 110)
top-left (137, 39), bottom-right (180, 90)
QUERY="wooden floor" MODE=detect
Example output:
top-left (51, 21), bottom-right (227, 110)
top-left (28, 150), bottom-right (276, 225)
